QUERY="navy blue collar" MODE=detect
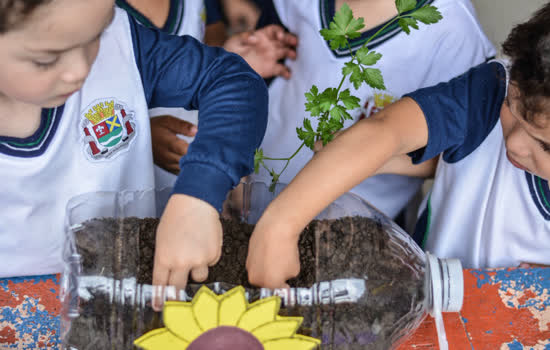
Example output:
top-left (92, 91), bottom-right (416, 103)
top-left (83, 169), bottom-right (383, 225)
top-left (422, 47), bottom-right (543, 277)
top-left (116, 0), bottom-right (184, 34)
top-left (0, 106), bottom-right (64, 157)
top-left (320, 0), bottom-right (435, 57)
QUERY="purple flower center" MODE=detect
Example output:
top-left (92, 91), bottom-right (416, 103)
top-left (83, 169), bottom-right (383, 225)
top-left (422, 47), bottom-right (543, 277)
top-left (187, 326), bottom-right (265, 350)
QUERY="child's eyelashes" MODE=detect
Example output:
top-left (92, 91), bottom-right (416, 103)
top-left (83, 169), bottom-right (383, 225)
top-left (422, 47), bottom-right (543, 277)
top-left (538, 139), bottom-right (550, 153)
top-left (32, 58), bottom-right (58, 70)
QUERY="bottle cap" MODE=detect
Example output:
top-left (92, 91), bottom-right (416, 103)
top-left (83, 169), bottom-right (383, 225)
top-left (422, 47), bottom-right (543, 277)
top-left (426, 253), bottom-right (464, 350)
top-left (440, 258), bottom-right (464, 312)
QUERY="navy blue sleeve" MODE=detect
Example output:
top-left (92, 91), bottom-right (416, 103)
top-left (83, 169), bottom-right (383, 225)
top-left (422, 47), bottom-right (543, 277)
top-left (205, 0), bottom-right (223, 25)
top-left (128, 15), bottom-right (268, 212)
top-left (405, 62), bottom-right (507, 164)
top-left (255, 0), bottom-right (284, 29)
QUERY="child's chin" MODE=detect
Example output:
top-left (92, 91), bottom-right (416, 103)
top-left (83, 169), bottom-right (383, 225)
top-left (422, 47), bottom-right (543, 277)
top-left (42, 96), bottom-right (70, 108)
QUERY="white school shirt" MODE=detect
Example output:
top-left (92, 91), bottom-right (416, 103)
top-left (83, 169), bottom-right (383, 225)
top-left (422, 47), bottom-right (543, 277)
top-left (0, 10), bottom-right (155, 277)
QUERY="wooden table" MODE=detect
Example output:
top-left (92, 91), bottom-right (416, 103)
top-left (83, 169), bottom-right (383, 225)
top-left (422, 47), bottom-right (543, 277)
top-left (1, 268), bottom-right (549, 349)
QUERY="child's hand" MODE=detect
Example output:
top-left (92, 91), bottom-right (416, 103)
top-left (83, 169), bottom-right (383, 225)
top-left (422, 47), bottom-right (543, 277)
top-left (153, 194), bottom-right (222, 291)
top-left (246, 218), bottom-right (300, 289)
top-left (150, 116), bottom-right (197, 174)
top-left (225, 25), bottom-right (298, 79)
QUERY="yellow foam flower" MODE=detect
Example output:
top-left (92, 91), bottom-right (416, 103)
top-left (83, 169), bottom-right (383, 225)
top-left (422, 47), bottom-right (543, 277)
top-left (134, 286), bottom-right (320, 350)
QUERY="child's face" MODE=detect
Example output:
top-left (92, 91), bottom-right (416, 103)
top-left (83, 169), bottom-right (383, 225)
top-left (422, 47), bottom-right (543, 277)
top-left (0, 0), bottom-right (115, 108)
top-left (501, 86), bottom-right (550, 180)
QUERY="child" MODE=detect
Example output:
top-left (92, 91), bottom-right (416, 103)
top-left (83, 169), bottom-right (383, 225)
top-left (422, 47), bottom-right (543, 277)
top-left (251, 0), bottom-right (496, 221)
top-left (0, 0), bottom-right (268, 292)
top-left (246, 2), bottom-right (550, 288)
top-left (117, 0), bottom-right (297, 186)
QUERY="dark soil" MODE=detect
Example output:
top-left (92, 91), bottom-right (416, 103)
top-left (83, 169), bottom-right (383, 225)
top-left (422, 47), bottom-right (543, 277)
top-left (66, 216), bottom-right (426, 350)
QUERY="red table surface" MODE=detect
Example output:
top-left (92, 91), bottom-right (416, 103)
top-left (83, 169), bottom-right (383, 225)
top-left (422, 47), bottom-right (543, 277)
top-left (1, 268), bottom-right (549, 349)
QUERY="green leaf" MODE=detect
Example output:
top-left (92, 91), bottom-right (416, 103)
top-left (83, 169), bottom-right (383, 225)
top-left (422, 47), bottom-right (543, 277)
top-left (333, 3), bottom-right (354, 33)
top-left (330, 105), bottom-right (346, 121)
top-left (305, 85), bottom-right (319, 102)
top-left (398, 17), bottom-right (418, 35)
top-left (348, 65), bottom-right (364, 90)
top-left (318, 88), bottom-right (338, 112)
top-left (396, 0), bottom-right (417, 14)
top-left (305, 101), bottom-right (322, 117)
top-left (339, 89), bottom-right (361, 110)
top-left (319, 100), bottom-right (332, 113)
top-left (253, 149), bottom-right (263, 174)
top-left (320, 26), bottom-right (348, 50)
top-left (321, 131), bottom-right (334, 145)
top-left (320, 3), bottom-right (365, 50)
top-left (363, 68), bottom-right (386, 90)
top-left (342, 61), bottom-right (359, 77)
top-left (305, 86), bottom-right (322, 116)
top-left (346, 17), bottom-right (365, 38)
top-left (341, 109), bottom-right (353, 121)
top-left (297, 121), bottom-right (316, 149)
top-left (356, 47), bottom-right (382, 66)
top-left (328, 117), bottom-right (344, 132)
top-left (410, 5), bottom-right (442, 24)
top-left (303, 118), bottom-right (314, 132)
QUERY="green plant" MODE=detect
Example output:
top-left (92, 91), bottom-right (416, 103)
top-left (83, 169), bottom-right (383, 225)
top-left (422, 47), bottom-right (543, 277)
top-left (253, 0), bottom-right (442, 192)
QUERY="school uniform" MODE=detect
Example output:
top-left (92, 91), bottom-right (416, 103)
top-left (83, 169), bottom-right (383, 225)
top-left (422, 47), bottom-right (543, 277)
top-left (408, 61), bottom-right (550, 268)
top-left (0, 7), bottom-right (267, 277)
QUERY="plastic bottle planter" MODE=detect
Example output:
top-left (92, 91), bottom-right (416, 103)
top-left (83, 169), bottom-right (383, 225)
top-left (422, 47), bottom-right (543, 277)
top-left (61, 182), bottom-right (463, 349)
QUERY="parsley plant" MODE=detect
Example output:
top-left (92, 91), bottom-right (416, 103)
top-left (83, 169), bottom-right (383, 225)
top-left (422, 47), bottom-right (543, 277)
top-left (254, 1), bottom-right (442, 192)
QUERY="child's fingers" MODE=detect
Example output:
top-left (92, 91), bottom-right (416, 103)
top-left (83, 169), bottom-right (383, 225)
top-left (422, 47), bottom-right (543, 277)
top-left (273, 64), bottom-right (291, 80)
top-left (244, 32), bottom-right (258, 45)
top-left (165, 116), bottom-right (197, 136)
top-left (282, 32), bottom-right (298, 47)
top-left (268, 25), bottom-right (298, 47)
top-left (153, 148), bottom-right (183, 174)
top-left (151, 265), bottom-right (171, 311)
top-left (285, 47), bottom-right (297, 60)
top-left (169, 138), bottom-right (189, 157)
top-left (190, 265), bottom-right (209, 283)
top-left (274, 46), bottom-right (296, 61)
top-left (168, 268), bottom-right (190, 291)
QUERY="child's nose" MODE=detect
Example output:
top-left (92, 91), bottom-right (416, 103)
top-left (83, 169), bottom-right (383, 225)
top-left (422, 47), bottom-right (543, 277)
top-left (61, 49), bottom-right (92, 85)
top-left (506, 122), bottom-right (531, 158)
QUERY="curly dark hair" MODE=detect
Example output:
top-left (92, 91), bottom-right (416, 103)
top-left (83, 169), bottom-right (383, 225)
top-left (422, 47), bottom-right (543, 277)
top-left (502, 2), bottom-right (550, 126)
top-left (0, 0), bottom-right (52, 33)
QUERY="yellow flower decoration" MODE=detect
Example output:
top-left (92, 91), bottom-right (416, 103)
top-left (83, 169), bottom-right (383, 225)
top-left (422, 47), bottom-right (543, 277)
top-left (134, 286), bottom-right (320, 350)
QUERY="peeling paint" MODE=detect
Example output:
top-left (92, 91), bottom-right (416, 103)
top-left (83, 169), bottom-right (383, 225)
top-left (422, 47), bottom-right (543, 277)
top-left (0, 275), bottom-right (61, 349)
top-left (1, 270), bottom-right (549, 350)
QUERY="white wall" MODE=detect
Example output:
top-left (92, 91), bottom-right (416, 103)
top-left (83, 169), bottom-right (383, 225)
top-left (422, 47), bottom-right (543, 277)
top-left (472, 0), bottom-right (547, 55)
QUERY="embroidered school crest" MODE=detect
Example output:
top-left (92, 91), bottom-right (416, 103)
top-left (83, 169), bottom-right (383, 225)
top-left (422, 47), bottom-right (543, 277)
top-left (358, 93), bottom-right (396, 120)
top-left (80, 98), bottom-right (136, 160)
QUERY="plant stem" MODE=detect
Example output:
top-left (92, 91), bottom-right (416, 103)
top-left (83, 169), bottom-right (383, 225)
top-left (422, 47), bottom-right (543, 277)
top-left (260, 141), bottom-right (307, 174)
top-left (362, 15), bottom-right (404, 47)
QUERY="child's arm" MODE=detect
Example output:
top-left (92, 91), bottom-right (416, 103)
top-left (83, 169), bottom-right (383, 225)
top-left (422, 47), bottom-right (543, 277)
top-left (127, 15), bottom-right (268, 290)
top-left (246, 61), bottom-right (507, 288)
top-left (246, 97), bottom-right (429, 288)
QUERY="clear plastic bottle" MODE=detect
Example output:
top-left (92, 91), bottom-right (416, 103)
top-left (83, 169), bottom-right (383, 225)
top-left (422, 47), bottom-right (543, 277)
top-left (61, 182), bottom-right (463, 350)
